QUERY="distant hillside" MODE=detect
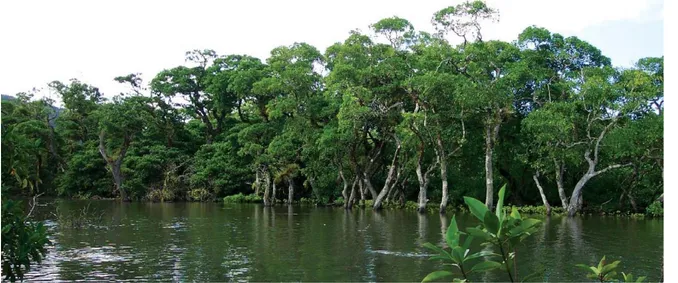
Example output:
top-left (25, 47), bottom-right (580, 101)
top-left (2, 94), bottom-right (16, 101)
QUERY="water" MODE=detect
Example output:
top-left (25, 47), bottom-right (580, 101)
top-left (22, 200), bottom-right (663, 282)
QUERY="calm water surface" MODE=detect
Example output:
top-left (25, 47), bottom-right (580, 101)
top-left (23, 200), bottom-right (663, 282)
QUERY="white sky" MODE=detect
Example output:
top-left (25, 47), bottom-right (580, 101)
top-left (0, 0), bottom-right (664, 106)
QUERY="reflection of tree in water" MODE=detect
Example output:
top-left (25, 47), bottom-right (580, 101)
top-left (438, 214), bottom-right (449, 248)
top-left (417, 213), bottom-right (428, 247)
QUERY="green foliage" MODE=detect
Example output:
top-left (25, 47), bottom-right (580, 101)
top-left (423, 184), bottom-right (542, 282)
top-left (187, 188), bottom-right (213, 202)
top-left (223, 193), bottom-right (262, 203)
top-left (645, 201), bottom-right (663, 217)
top-left (575, 256), bottom-right (631, 282)
top-left (1, 200), bottom-right (51, 282)
top-left (0, 0), bottom-right (662, 218)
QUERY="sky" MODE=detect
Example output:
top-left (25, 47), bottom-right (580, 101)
top-left (0, 0), bottom-right (664, 106)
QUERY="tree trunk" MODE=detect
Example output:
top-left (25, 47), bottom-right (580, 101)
top-left (628, 192), bottom-right (638, 212)
top-left (362, 172), bottom-right (378, 201)
top-left (554, 159), bottom-right (568, 209)
top-left (532, 172), bottom-right (552, 216)
top-left (567, 173), bottom-right (592, 216)
top-left (287, 178), bottom-right (294, 205)
top-left (263, 167), bottom-right (272, 206)
top-left (339, 170), bottom-right (349, 204)
top-left (99, 130), bottom-right (130, 201)
top-left (347, 176), bottom-right (359, 209)
top-left (254, 169), bottom-right (261, 196)
top-left (439, 159), bottom-right (449, 214)
top-left (416, 160), bottom-right (430, 213)
top-left (373, 138), bottom-right (401, 210)
top-left (111, 161), bottom-right (126, 201)
top-left (358, 178), bottom-right (365, 207)
top-left (272, 181), bottom-right (277, 205)
top-left (484, 124), bottom-right (494, 210)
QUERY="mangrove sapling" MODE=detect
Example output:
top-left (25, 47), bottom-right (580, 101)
top-left (422, 184), bottom-right (543, 282)
top-left (576, 256), bottom-right (646, 283)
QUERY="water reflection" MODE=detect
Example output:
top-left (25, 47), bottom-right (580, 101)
top-left (23, 202), bottom-right (663, 282)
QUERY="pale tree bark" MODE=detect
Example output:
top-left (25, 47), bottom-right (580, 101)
top-left (373, 135), bottom-right (402, 210)
top-left (484, 115), bottom-right (501, 210)
top-left (532, 171), bottom-right (552, 216)
top-left (263, 166), bottom-right (272, 206)
top-left (287, 177), bottom-right (294, 205)
top-left (339, 168), bottom-right (349, 205)
top-left (359, 178), bottom-right (366, 207)
top-left (347, 176), bottom-right (359, 209)
top-left (272, 181), bottom-right (277, 205)
top-left (567, 118), bottom-right (631, 216)
top-left (416, 152), bottom-right (437, 213)
top-left (254, 169), bottom-right (261, 196)
top-left (436, 118), bottom-right (465, 214)
top-left (99, 130), bottom-right (131, 201)
top-left (553, 158), bottom-right (568, 209)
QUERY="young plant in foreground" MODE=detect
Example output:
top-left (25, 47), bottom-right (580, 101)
top-left (576, 256), bottom-right (645, 283)
top-left (421, 215), bottom-right (500, 282)
top-left (422, 184), bottom-right (543, 282)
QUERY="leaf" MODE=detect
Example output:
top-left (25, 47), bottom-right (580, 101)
top-left (521, 269), bottom-right (545, 282)
top-left (484, 211), bottom-right (499, 235)
top-left (467, 227), bottom-right (492, 241)
top-left (465, 250), bottom-right (500, 261)
top-left (510, 206), bottom-right (521, 219)
top-left (601, 260), bottom-right (621, 275)
top-left (423, 243), bottom-right (455, 262)
top-left (464, 196), bottom-right (489, 222)
top-left (461, 235), bottom-right (473, 250)
top-left (496, 184), bottom-right (506, 220)
top-left (636, 276), bottom-right (647, 282)
top-left (509, 218), bottom-right (541, 237)
top-left (421, 270), bottom-right (454, 282)
top-left (471, 261), bottom-right (502, 273)
top-left (575, 263), bottom-right (595, 274)
top-left (446, 215), bottom-right (460, 248)
top-left (597, 256), bottom-right (606, 271)
top-left (452, 246), bottom-right (465, 263)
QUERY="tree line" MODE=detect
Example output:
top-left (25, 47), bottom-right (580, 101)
top-left (1, 1), bottom-right (663, 217)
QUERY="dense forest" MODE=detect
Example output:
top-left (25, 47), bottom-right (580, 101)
top-left (1, 1), bottom-right (663, 217)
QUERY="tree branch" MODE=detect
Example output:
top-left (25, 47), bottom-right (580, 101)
top-left (593, 163), bottom-right (632, 177)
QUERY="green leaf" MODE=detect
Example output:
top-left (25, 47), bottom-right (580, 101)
top-left (467, 227), bottom-right (492, 241)
top-left (575, 263), bottom-right (595, 274)
top-left (471, 261), bottom-right (502, 273)
top-left (446, 215), bottom-right (459, 248)
top-left (465, 250), bottom-right (500, 261)
top-left (464, 196), bottom-right (489, 222)
top-left (510, 206), bottom-right (521, 219)
top-left (521, 269), bottom-right (545, 282)
top-left (496, 184), bottom-right (506, 220)
top-left (509, 218), bottom-right (541, 237)
top-left (423, 243), bottom-right (455, 262)
top-left (461, 235), bottom-right (473, 250)
top-left (597, 256), bottom-right (606, 271)
top-left (601, 260), bottom-right (621, 274)
top-left (421, 270), bottom-right (454, 282)
top-left (452, 246), bottom-right (465, 263)
top-left (636, 276), bottom-right (647, 282)
top-left (484, 211), bottom-right (499, 235)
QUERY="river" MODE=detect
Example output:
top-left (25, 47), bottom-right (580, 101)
top-left (23, 200), bottom-right (663, 282)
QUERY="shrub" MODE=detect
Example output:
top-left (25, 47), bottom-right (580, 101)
top-left (223, 193), bottom-right (262, 203)
top-left (146, 189), bottom-right (175, 202)
top-left (187, 188), bottom-right (213, 202)
top-left (646, 201), bottom-right (663, 217)
top-left (1, 200), bottom-right (51, 282)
